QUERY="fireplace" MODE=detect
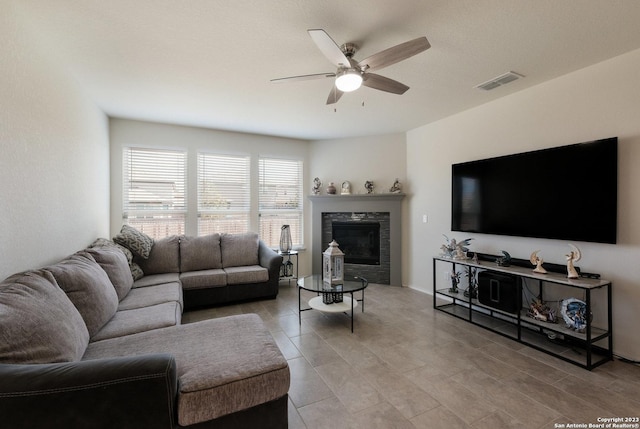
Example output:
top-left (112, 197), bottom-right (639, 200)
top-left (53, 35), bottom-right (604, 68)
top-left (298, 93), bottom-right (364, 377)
top-left (309, 193), bottom-right (404, 286)
top-left (322, 212), bottom-right (390, 284)
top-left (332, 222), bottom-right (380, 265)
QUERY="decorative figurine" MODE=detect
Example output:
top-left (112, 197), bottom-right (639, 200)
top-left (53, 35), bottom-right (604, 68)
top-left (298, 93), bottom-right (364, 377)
top-left (312, 177), bottom-right (322, 195)
top-left (441, 235), bottom-right (473, 259)
top-left (389, 178), bottom-right (402, 193)
top-left (464, 267), bottom-right (478, 298)
top-left (449, 271), bottom-right (461, 293)
top-left (528, 298), bottom-right (556, 323)
top-left (561, 298), bottom-right (588, 332)
top-left (495, 250), bottom-right (512, 266)
top-left (341, 181), bottom-right (351, 195)
top-left (364, 180), bottom-right (374, 194)
top-left (566, 243), bottom-right (581, 279)
top-left (529, 250), bottom-right (548, 274)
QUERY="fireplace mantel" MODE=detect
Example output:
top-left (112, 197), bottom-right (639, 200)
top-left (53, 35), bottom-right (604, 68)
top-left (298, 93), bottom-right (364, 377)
top-left (309, 193), bottom-right (405, 286)
top-left (308, 193), bottom-right (405, 203)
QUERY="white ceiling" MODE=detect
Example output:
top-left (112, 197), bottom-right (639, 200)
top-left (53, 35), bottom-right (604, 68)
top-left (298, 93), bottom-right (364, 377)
top-left (15, 0), bottom-right (640, 141)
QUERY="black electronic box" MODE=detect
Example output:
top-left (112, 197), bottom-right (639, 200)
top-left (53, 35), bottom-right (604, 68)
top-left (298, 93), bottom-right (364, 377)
top-left (478, 271), bottom-right (521, 314)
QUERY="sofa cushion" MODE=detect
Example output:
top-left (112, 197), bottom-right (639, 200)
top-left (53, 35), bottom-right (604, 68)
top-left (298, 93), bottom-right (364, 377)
top-left (91, 237), bottom-right (144, 281)
top-left (0, 270), bottom-right (89, 364)
top-left (113, 225), bottom-right (154, 259)
top-left (83, 314), bottom-right (290, 426)
top-left (45, 252), bottom-right (119, 338)
top-left (133, 273), bottom-right (180, 288)
top-left (180, 234), bottom-right (222, 271)
top-left (86, 246), bottom-right (134, 301)
top-left (180, 269), bottom-right (227, 290)
top-left (220, 232), bottom-right (259, 268)
top-left (90, 302), bottom-right (182, 342)
top-left (118, 282), bottom-right (183, 312)
top-left (135, 235), bottom-right (180, 275)
top-left (224, 265), bottom-right (269, 285)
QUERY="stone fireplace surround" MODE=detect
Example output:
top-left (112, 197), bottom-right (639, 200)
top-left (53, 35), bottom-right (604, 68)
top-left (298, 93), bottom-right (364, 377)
top-left (309, 193), bottom-right (404, 286)
top-left (323, 212), bottom-right (389, 284)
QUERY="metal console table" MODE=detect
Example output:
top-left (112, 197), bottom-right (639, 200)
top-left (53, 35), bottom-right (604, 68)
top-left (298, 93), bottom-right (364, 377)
top-left (433, 256), bottom-right (612, 370)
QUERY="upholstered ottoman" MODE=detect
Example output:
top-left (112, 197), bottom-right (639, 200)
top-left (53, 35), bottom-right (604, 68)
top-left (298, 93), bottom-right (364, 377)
top-left (84, 313), bottom-right (290, 427)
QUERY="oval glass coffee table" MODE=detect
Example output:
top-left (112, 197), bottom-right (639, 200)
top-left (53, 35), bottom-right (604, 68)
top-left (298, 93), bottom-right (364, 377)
top-left (297, 274), bottom-right (368, 333)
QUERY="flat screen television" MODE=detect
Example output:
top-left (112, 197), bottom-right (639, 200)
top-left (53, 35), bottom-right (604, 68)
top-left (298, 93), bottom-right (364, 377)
top-left (451, 137), bottom-right (618, 244)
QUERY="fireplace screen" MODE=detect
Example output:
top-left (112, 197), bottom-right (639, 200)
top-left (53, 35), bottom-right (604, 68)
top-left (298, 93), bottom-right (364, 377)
top-left (331, 222), bottom-right (380, 265)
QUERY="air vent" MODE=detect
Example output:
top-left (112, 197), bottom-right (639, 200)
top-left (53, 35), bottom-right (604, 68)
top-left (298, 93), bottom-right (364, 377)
top-left (475, 71), bottom-right (524, 91)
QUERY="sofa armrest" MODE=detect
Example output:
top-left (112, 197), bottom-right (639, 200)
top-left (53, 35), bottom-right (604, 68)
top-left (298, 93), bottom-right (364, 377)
top-left (259, 240), bottom-right (283, 274)
top-left (259, 241), bottom-right (284, 293)
top-left (0, 354), bottom-right (177, 429)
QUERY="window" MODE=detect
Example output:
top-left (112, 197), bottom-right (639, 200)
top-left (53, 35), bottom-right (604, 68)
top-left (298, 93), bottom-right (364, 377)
top-left (198, 153), bottom-right (250, 236)
top-left (123, 147), bottom-right (186, 239)
top-left (259, 157), bottom-right (303, 248)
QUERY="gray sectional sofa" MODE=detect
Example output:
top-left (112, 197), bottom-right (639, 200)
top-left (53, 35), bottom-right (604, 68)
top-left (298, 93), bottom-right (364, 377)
top-left (0, 231), bottom-right (289, 428)
top-left (130, 231), bottom-right (283, 310)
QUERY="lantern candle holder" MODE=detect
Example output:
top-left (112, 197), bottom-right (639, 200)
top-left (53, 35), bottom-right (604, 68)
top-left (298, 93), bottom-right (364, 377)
top-left (323, 240), bottom-right (344, 285)
top-left (322, 282), bottom-right (334, 304)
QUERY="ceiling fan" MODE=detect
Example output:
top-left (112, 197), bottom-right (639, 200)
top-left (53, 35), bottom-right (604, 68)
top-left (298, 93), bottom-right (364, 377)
top-left (271, 29), bottom-right (431, 105)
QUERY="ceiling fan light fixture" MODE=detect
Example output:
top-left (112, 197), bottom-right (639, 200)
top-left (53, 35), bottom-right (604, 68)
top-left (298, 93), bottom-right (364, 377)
top-left (335, 68), bottom-right (362, 92)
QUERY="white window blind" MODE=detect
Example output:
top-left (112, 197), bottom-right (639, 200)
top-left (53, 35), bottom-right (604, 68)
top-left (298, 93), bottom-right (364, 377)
top-left (197, 153), bottom-right (250, 236)
top-left (123, 147), bottom-right (186, 239)
top-left (259, 157), bottom-right (303, 248)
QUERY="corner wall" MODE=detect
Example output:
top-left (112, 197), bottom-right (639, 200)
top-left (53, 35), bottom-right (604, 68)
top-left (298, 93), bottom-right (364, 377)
top-left (0, 2), bottom-right (110, 280)
top-left (309, 133), bottom-right (409, 284)
top-left (406, 48), bottom-right (640, 360)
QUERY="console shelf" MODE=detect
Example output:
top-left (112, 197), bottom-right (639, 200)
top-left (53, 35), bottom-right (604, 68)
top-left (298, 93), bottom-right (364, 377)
top-left (433, 256), bottom-right (612, 370)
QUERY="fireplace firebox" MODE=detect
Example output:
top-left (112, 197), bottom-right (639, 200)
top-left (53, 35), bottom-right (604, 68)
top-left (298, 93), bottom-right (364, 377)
top-left (332, 222), bottom-right (380, 265)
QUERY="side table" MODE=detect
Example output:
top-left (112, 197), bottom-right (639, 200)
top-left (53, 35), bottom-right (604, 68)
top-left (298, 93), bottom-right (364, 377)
top-left (278, 250), bottom-right (298, 285)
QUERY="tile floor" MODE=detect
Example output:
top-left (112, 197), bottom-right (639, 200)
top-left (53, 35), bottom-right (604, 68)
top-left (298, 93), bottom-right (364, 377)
top-left (183, 282), bottom-right (640, 429)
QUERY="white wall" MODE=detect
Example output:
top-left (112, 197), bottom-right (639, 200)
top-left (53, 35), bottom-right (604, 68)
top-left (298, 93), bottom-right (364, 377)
top-left (309, 134), bottom-right (407, 196)
top-left (109, 118), bottom-right (311, 269)
top-left (406, 48), bottom-right (640, 360)
top-left (0, 1), bottom-right (110, 280)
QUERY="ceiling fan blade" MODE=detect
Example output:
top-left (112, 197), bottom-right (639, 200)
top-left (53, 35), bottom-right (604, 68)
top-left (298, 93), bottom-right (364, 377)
top-left (271, 72), bottom-right (335, 84)
top-left (308, 29), bottom-right (351, 67)
top-left (358, 37), bottom-right (430, 72)
top-left (326, 86), bottom-right (344, 105)
top-left (362, 73), bottom-right (409, 94)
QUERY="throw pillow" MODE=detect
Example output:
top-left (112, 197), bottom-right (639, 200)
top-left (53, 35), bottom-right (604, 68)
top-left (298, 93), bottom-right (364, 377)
top-left (44, 252), bottom-right (119, 338)
top-left (113, 225), bottom-right (154, 259)
top-left (130, 262), bottom-right (144, 281)
top-left (0, 270), bottom-right (90, 363)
